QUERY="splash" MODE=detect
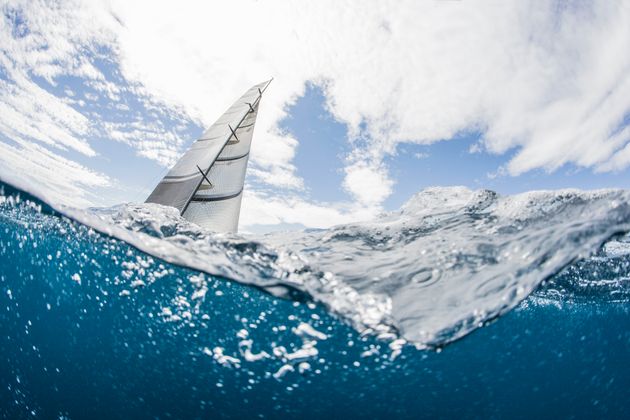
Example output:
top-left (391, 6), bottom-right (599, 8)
top-left (2, 179), bottom-right (629, 349)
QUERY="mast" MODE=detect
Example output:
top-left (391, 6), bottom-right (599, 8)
top-left (145, 79), bottom-right (272, 232)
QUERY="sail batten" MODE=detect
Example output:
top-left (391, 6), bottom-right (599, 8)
top-left (145, 79), bottom-right (271, 232)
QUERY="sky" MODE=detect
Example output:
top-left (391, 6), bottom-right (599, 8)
top-left (0, 0), bottom-right (629, 232)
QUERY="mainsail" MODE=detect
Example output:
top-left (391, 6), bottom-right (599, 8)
top-left (146, 80), bottom-right (271, 232)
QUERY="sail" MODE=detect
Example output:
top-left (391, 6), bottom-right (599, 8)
top-left (146, 79), bottom-right (271, 232)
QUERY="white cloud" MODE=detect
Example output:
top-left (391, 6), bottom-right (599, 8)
top-left (343, 160), bottom-right (394, 206)
top-left (239, 189), bottom-right (380, 231)
top-left (0, 74), bottom-right (95, 156)
top-left (595, 126), bottom-right (630, 172)
top-left (104, 0), bottom-right (630, 195)
top-left (0, 0), bottom-right (194, 206)
top-left (103, 119), bottom-right (185, 167)
top-left (248, 130), bottom-right (303, 190)
top-left (1, 0), bottom-right (629, 230)
top-left (0, 138), bottom-right (111, 207)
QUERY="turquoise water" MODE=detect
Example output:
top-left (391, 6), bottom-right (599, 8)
top-left (0, 180), bottom-right (629, 418)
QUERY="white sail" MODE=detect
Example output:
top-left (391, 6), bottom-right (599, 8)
top-left (146, 80), bottom-right (271, 232)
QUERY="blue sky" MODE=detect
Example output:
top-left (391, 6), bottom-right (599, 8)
top-left (0, 1), bottom-right (629, 231)
top-left (283, 85), bottom-right (630, 212)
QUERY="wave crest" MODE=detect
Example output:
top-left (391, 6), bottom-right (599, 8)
top-left (2, 180), bottom-right (630, 347)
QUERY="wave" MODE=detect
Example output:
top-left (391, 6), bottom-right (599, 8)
top-left (533, 235), bottom-right (630, 304)
top-left (1, 179), bottom-right (630, 349)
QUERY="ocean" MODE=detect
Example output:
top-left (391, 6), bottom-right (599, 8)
top-left (1, 179), bottom-right (628, 419)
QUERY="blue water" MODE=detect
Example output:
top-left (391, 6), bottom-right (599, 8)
top-left (1, 180), bottom-right (629, 418)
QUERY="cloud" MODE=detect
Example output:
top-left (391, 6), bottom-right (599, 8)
top-left (0, 138), bottom-right (112, 208)
top-left (104, 0), bottom-right (630, 185)
top-left (0, 72), bottom-right (95, 157)
top-left (343, 160), bottom-right (394, 206)
top-left (103, 119), bottom-right (185, 167)
top-left (239, 189), bottom-right (380, 231)
top-left (0, 0), bottom-right (629, 230)
top-left (0, 0), bottom-right (196, 205)
top-left (248, 130), bottom-right (303, 190)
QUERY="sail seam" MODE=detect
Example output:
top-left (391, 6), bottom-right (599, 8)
top-left (216, 152), bottom-right (249, 162)
top-left (190, 189), bottom-right (243, 202)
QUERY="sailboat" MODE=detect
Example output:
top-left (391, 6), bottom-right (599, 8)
top-left (145, 80), bottom-right (272, 233)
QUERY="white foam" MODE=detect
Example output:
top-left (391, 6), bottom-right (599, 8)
top-left (292, 322), bottom-right (328, 341)
top-left (272, 364), bottom-right (294, 379)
